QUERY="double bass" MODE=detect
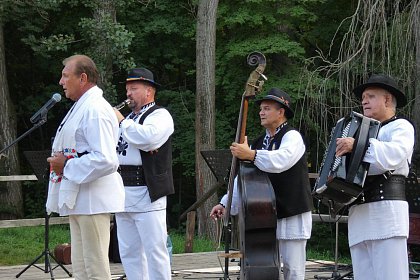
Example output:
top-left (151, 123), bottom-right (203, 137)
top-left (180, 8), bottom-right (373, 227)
top-left (223, 52), bottom-right (279, 280)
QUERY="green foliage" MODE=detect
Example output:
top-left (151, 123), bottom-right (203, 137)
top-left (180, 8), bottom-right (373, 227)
top-left (2, 0), bottom-right (361, 226)
top-left (23, 34), bottom-right (75, 56)
top-left (78, 16), bottom-right (135, 69)
top-left (22, 181), bottom-right (47, 218)
top-left (307, 222), bottom-right (351, 263)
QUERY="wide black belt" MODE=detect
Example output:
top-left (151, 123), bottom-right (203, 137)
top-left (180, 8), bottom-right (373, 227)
top-left (357, 174), bottom-right (406, 204)
top-left (117, 165), bottom-right (146, 187)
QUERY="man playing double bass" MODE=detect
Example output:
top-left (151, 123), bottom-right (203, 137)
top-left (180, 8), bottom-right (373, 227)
top-left (210, 88), bottom-right (313, 280)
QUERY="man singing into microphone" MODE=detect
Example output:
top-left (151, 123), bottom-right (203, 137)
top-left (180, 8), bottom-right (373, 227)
top-left (47, 54), bottom-right (125, 279)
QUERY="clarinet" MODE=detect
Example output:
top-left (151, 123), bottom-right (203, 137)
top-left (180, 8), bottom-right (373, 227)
top-left (114, 99), bottom-right (130, 110)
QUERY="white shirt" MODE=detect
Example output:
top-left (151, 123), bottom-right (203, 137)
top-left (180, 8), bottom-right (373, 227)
top-left (59, 87), bottom-right (125, 215)
top-left (348, 118), bottom-right (414, 246)
top-left (117, 106), bottom-right (174, 212)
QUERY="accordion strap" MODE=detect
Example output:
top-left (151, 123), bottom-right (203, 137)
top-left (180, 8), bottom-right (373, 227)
top-left (346, 116), bottom-right (370, 182)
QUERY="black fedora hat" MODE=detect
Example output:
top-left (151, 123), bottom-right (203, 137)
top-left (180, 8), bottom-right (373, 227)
top-left (124, 67), bottom-right (161, 88)
top-left (256, 88), bottom-right (294, 119)
top-left (353, 74), bottom-right (406, 107)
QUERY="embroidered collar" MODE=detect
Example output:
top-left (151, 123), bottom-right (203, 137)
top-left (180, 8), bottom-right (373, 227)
top-left (262, 121), bottom-right (288, 150)
top-left (380, 115), bottom-right (397, 127)
top-left (127, 102), bottom-right (155, 121)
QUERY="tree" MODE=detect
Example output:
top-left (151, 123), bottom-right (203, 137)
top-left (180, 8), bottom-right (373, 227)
top-left (0, 1), bottom-right (23, 218)
top-left (78, 0), bottom-right (135, 103)
top-left (413, 2), bottom-right (420, 171)
top-left (195, 0), bottom-right (219, 239)
top-left (304, 0), bottom-right (420, 171)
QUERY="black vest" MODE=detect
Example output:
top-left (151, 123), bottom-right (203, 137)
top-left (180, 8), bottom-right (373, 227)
top-left (252, 125), bottom-right (313, 218)
top-left (138, 105), bottom-right (175, 202)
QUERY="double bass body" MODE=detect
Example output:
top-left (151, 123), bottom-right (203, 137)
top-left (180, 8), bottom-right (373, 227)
top-left (238, 162), bottom-right (279, 279)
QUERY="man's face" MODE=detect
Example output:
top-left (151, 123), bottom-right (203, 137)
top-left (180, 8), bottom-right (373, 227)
top-left (59, 60), bottom-right (82, 101)
top-left (259, 100), bottom-right (283, 128)
top-left (361, 87), bottom-right (390, 120)
top-left (126, 81), bottom-right (153, 112)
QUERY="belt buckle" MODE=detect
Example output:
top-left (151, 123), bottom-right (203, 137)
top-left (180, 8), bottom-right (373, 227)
top-left (382, 171), bottom-right (391, 180)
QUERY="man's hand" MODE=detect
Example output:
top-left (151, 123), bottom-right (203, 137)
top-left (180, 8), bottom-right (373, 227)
top-left (47, 152), bottom-right (67, 174)
top-left (210, 204), bottom-right (225, 220)
top-left (113, 108), bottom-right (125, 123)
top-left (336, 137), bottom-right (355, 157)
top-left (230, 136), bottom-right (255, 161)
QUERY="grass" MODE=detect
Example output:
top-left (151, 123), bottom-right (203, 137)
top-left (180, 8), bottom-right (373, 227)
top-left (0, 223), bottom-right (351, 266)
top-left (0, 225), bottom-right (71, 265)
top-left (0, 225), bottom-right (216, 266)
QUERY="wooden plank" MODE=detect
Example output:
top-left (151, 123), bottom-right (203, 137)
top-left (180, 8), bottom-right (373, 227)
top-left (185, 211), bottom-right (196, 253)
top-left (0, 216), bottom-right (69, 228)
top-left (309, 173), bottom-right (318, 179)
top-left (218, 251), bottom-right (242, 258)
top-left (179, 181), bottom-right (223, 221)
top-left (0, 175), bottom-right (38, 181)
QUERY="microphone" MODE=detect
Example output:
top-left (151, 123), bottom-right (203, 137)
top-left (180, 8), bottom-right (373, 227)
top-left (30, 93), bottom-right (62, 123)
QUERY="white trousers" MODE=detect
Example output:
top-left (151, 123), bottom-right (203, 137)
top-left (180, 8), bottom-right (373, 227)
top-left (278, 239), bottom-right (307, 280)
top-left (69, 214), bottom-right (112, 280)
top-left (116, 210), bottom-right (171, 280)
top-left (350, 237), bottom-right (409, 280)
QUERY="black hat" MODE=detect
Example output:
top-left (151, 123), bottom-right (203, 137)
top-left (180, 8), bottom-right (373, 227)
top-left (353, 74), bottom-right (406, 107)
top-left (256, 88), bottom-right (294, 119)
top-left (125, 68), bottom-right (161, 88)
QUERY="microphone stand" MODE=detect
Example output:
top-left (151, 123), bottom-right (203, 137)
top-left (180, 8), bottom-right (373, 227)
top-left (0, 108), bottom-right (48, 156)
top-left (0, 110), bottom-right (72, 279)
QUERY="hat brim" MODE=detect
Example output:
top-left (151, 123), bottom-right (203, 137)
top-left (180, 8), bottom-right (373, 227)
top-left (256, 96), bottom-right (294, 119)
top-left (124, 77), bottom-right (161, 88)
top-left (353, 82), bottom-right (406, 108)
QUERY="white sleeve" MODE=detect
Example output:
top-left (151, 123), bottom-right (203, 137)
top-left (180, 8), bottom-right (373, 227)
top-left (364, 119), bottom-right (414, 175)
top-left (65, 106), bottom-right (119, 184)
top-left (120, 108), bottom-right (174, 152)
top-left (254, 130), bottom-right (305, 173)
top-left (220, 177), bottom-right (240, 216)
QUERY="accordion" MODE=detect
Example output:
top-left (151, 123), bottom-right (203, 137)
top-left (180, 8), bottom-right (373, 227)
top-left (313, 111), bottom-right (381, 215)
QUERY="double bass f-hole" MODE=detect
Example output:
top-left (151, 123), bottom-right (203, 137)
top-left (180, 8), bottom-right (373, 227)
top-left (223, 52), bottom-right (279, 280)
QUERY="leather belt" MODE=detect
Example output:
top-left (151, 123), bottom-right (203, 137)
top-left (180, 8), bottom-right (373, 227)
top-left (357, 174), bottom-right (406, 204)
top-left (117, 165), bottom-right (146, 186)
top-left (77, 151), bottom-right (89, 157)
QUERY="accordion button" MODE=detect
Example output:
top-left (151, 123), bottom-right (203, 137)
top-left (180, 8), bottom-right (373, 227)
top-left (379, 184), bottom-right (383, 187)
top-left (380, 196), bottom-right (384, 199)
top-left (379, 190), bottom-right (383, 193)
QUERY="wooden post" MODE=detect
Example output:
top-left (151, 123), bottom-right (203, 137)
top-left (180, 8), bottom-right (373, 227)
top-left (185, 211), bottom-right (196, 253)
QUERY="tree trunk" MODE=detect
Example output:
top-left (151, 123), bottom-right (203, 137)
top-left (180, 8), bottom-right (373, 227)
top-left (92, 0), bottom-right (116, 103)
top-left (0, 22), bottom-right (23, 219)
top-left (413, 3), bottom-right (420, 172)
top-left (195, 0), bottom-right (219, 240)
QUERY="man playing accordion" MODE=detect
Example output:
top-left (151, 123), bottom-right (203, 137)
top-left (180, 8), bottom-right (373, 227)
top-left (336, 74), bottom-right (414, 280)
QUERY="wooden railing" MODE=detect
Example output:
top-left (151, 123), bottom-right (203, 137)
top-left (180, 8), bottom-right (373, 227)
top-left (0, 216), bottom-right (69, 228)
top-left (0, 175), bottom-right (70, 229)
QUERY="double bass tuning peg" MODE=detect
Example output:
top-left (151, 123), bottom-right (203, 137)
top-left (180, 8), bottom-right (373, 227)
top-left (256, 71), bottom-right (268, 81)
top-left (256, 79), bottom-right (265, 93)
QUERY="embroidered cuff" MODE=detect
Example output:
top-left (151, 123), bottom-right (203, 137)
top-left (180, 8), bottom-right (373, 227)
top-left (252, 150), bottom-right (257, 163)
